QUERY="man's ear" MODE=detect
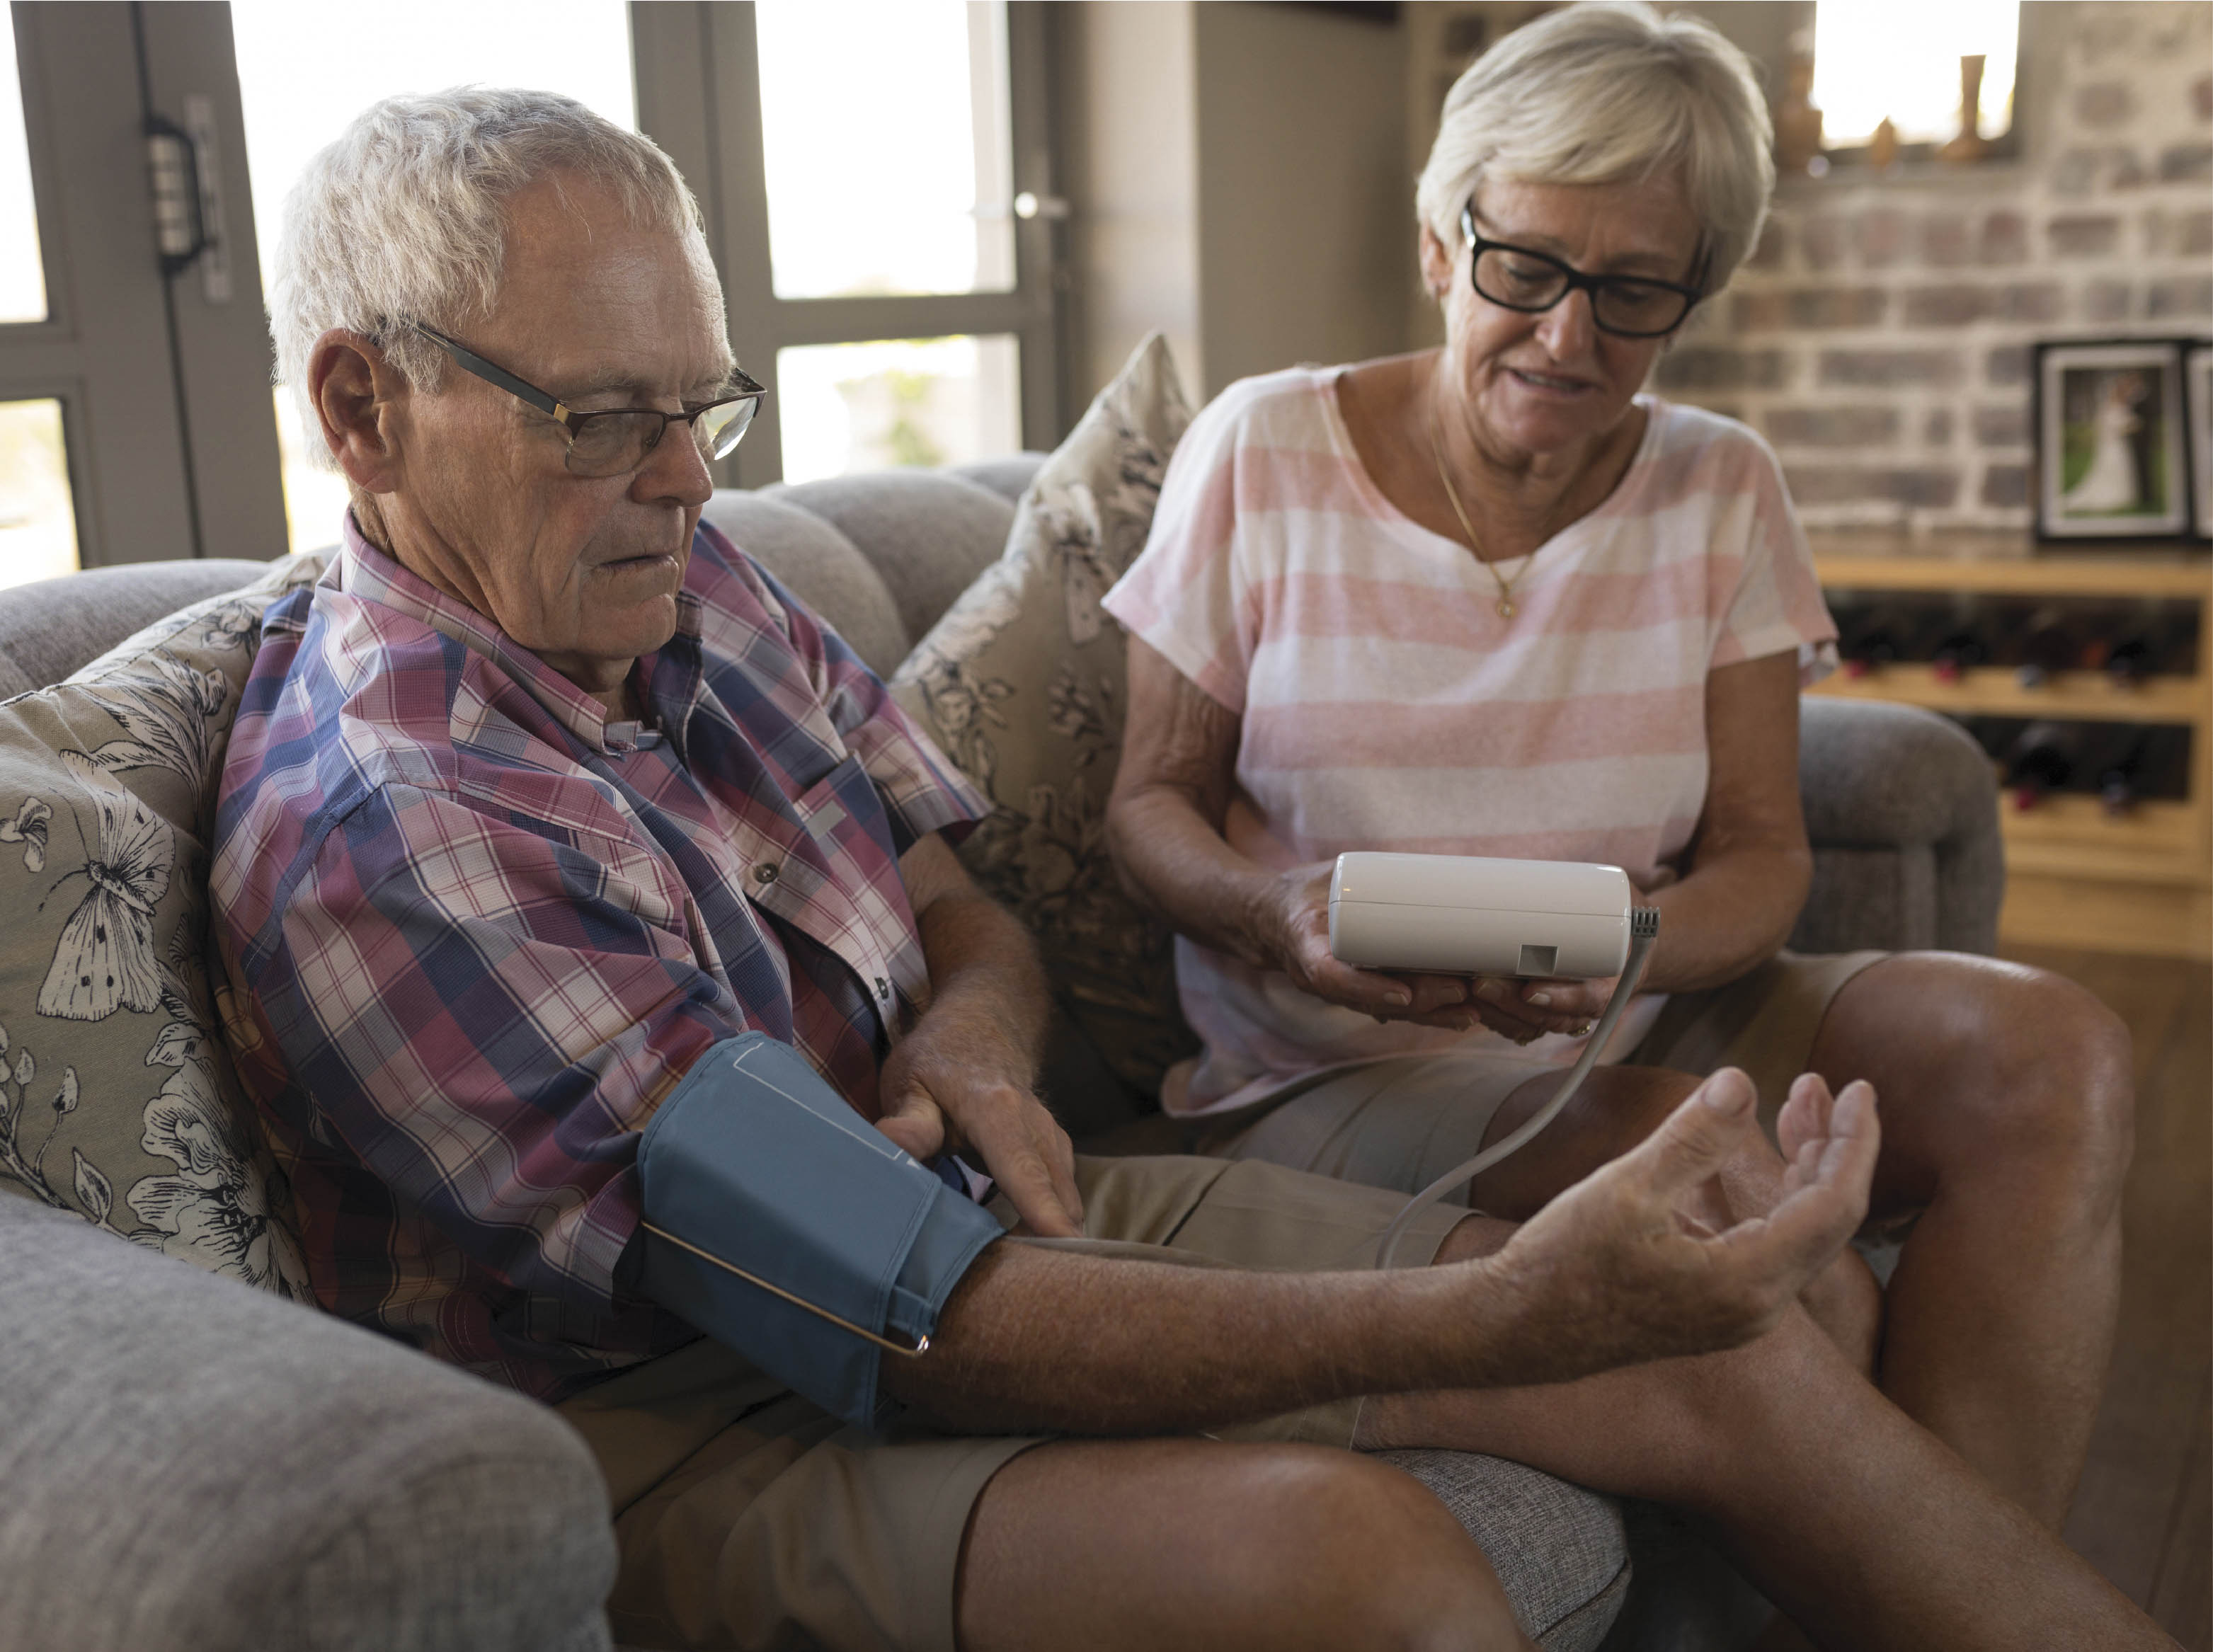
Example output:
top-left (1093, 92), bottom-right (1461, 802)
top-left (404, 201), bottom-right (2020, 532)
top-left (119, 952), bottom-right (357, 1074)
top-left (309, 329), bottom-right (408, 493)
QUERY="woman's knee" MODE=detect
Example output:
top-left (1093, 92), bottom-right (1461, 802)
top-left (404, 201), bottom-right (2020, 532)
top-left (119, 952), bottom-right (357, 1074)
top-left (1949, 965), bottom-right (2133, 1186)
top-left (1854, 957), bottom-right (2135, 1215)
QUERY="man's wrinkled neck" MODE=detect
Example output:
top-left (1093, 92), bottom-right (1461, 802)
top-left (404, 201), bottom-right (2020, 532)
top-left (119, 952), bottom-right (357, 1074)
top-left (346, 489), bottom-right (642, 720)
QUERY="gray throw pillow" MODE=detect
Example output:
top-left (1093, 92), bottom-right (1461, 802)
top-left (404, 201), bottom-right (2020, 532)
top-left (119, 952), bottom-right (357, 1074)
top-left (892, 335), bottom-right (1199, 1095)
top-left (0, 553), bottom-right (327, 1294)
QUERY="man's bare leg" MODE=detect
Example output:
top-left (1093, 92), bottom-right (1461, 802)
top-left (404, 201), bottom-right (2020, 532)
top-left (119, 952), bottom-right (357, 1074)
top-left (1355, 1214), bottom-right (2171, 1652)
top-left (958, 1439), bottom-right (1534, 1652)
top-left (1805, 953), bottom-right (2133, 1527)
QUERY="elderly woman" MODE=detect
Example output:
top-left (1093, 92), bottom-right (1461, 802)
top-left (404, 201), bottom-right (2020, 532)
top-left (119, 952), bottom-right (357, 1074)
top-left (1105, 0), bottom-right (2132, 1545)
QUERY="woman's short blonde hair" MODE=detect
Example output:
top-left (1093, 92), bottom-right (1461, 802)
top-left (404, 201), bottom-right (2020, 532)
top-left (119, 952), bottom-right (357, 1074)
top-left (1414, 1), bottom-right (1774, 297)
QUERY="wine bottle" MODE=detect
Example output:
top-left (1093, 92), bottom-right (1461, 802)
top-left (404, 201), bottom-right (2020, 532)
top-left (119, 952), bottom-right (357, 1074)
top-left (1837, 600), bottom-right (1934, 679)
top-left (2003, 720), bottom-right (2084, 811)
top-left (2096, 725), bottom-right (2153, 815)
top-left (1929, 611), bottom-right (1993, 683)
top-left (2013, 607), bottom-right (2079, 689)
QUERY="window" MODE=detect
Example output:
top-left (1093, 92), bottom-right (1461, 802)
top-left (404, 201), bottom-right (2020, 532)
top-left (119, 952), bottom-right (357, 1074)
top-left (0, 397), bottom-right (74, 590)
top-left (636, 1), bottom-right (1063, 488)
top-left (757, 1), bottom-right (1014, 301)
top-left (0, 4), bottom-right (43, 326)
top-left (229, 0), bottom-right (637, 553)
top-left (1811, 0), bottom-right (2018, 153)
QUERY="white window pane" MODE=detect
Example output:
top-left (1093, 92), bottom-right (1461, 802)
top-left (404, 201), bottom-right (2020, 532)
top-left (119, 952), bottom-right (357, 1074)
top-left (1813, 0), bottom-right (2017, 147)
top-left (0, 398), bottom-right (77, 589)
top-left (0, 3), bottom-right (48, 325)
top-left (779, 336), bottom-right (1020, 484)
top-left (229, 0), bottom-right (636, 553)
top-left (757, 1), bottom-right (1015, 299)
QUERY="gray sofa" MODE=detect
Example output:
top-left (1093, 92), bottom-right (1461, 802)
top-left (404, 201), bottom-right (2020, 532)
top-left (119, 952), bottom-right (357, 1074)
top-left (0, 456), bottom-right (2003, 1652)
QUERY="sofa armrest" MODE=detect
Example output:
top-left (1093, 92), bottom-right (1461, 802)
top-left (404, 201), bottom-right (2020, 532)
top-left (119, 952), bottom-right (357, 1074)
top-left (1792, 697), bottom-right (2004, 957)
top-left (0, 1198), bottom-right (614, 1652)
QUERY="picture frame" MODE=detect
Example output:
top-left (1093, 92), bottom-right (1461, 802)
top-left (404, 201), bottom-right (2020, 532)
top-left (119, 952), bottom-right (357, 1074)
top-left (2032, 338), bottom-right (2191, 541)
top-left (2187, 342), bottom-right (2213, 542)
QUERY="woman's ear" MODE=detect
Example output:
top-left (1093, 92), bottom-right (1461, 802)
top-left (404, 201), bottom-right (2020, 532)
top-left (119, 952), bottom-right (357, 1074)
top-left (1417, 223), bottom-right (1453, 303)
top-left (309, 329), bottom-right (407, 494)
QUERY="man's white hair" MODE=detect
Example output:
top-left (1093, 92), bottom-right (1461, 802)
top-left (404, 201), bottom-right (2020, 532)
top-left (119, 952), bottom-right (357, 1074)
top-left (269, 86), bottom-right (726, 466)
top-left (1414, 2), bottom-right (1774, 299)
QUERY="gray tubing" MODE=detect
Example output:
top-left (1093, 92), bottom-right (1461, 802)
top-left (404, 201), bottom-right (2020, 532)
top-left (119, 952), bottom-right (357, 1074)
top-left (1374, 909), bottom-right (1662, 1270)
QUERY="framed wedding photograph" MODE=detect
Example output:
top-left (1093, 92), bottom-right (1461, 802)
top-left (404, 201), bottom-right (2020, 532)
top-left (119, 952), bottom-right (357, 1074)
top-left (2033, 338), bottom-right (2190, 541)
top-left (2187, 343), bottom-right (2212, 541)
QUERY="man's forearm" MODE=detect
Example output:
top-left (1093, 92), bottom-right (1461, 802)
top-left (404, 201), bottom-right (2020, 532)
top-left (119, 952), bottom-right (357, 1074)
top-left (910, 884), bottom-right (1051, 1077)
top-left (884, 1237), bottom-right (1529, 1435)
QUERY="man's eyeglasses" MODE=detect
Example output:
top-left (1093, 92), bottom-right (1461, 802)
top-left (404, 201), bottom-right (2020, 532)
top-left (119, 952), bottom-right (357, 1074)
top-left (409, 323), bottom-right (765, 478)
top-left (1459, 205), bottom-right (1704, 339)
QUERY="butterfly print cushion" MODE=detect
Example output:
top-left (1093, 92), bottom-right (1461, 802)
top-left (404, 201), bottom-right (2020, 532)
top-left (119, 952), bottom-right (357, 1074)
top-left (0, 553), bottom-right (326, 1295)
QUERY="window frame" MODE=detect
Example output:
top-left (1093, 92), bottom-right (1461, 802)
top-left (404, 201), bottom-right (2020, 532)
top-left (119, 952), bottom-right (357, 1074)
top-left (631, 1), bottom-right (1064, 489)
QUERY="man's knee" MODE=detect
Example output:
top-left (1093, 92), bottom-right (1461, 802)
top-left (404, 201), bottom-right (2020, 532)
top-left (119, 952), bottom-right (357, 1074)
top-left (1262, 1450), bottom-right (1534, 1652)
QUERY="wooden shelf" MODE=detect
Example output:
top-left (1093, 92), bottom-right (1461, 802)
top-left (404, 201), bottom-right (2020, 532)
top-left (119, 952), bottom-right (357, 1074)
top-left (1810, 665), bottom-right (2209, 723)
top-left (1814, 547), bottom-right (2213, 599)
top-left (1809, 534), bottom-right (2212, 960)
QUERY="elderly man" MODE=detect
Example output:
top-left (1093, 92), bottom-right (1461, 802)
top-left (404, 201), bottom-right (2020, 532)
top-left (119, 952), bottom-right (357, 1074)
top-left (212, 89), bottom-right (2169, 1652)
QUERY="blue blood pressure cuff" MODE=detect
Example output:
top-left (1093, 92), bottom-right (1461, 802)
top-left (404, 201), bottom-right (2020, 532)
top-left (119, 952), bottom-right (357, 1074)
top-left (634, 1032), bottom-right (1005, 1428)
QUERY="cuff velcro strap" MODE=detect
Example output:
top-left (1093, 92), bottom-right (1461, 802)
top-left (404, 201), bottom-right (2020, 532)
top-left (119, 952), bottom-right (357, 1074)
top-left (636, 1032), bottom-right (1002, 1428)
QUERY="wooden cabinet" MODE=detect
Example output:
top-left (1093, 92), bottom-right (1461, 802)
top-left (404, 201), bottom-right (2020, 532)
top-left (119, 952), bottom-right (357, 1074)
top-left (1809, 533), bottom-right (2212, 960)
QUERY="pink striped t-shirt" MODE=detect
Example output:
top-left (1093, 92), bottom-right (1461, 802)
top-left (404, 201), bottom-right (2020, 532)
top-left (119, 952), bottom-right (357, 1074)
top-left (1101, 366), bottom-right (1839, 1118)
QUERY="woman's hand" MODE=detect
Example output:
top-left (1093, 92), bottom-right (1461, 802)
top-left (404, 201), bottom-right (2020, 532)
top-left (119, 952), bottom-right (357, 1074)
top-left (1266, 864), bottom-right (1596, 1041)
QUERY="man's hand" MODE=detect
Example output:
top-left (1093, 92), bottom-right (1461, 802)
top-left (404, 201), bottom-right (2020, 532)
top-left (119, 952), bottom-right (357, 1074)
top-left (1477, 1066), bottom-right (1880, 1384)
top-left (876, 1006), bottom-right (1085, 1237)
top-left (886, 831), bottom-right (1082, 1237)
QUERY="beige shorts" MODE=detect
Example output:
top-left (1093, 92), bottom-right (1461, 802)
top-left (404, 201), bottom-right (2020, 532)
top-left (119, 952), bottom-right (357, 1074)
top-left (556, 1152), bottom-right (1472, 1652)
top-left (1190, 949), bottom-right (1890, 1194)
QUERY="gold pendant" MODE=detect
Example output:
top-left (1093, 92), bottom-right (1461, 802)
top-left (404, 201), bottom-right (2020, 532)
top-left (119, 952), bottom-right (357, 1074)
top-left (1497, 598), bottom-right (1516, 619)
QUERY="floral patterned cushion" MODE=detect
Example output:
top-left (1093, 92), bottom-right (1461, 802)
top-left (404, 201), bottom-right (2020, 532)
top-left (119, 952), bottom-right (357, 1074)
top-left (0, 553), bottom-right (328, 1294)
top-left (891, 335), bottom-right (1199, 1095)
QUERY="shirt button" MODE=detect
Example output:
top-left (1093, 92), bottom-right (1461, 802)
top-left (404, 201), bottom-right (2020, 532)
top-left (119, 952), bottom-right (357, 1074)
top-left (875, 976), bottom-right (891, 999)
top-left (753, 863), bottom-right (779, 886)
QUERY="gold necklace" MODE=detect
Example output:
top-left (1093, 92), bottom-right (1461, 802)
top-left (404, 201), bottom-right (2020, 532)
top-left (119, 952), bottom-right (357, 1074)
top-left (1427, 411), bottom-right (1536, 620)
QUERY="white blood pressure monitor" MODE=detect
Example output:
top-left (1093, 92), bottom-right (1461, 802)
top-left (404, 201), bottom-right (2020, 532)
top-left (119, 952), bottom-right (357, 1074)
top-left (1327, 851), bottom-right (1664, 1270)
top-left (1327, 852), bottom-right (1634, 980)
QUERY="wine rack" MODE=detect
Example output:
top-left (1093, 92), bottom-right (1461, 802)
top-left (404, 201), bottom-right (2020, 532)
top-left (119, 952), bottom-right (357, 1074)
top-left (1809, 534), bottom-right (2213, 960)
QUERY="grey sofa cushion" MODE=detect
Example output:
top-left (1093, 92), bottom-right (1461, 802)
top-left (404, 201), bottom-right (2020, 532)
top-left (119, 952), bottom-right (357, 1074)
top-left (698, 491), bottom-right (911, 679)
top-left (0, 1197), bottom-right (615, 1652)
top-left (1381, 1450), bottom-right (1630, 1651)
top-left (1792, 697), bottom-right (2003, 956)
top-left (770, 471), bottom-right (1017, 646)
top-left (951, 454), bottom-right (1047, 507)
top-left (0, 560), bottom-right (275, 698)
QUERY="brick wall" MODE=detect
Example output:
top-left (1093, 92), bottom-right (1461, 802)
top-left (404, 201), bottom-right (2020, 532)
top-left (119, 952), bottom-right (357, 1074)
top-left (1652, 1), bottom-right (2213, 532)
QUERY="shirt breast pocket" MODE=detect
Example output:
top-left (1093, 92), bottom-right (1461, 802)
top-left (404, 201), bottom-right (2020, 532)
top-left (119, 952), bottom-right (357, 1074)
top-left (774, 755), bottom-right (927, 1026)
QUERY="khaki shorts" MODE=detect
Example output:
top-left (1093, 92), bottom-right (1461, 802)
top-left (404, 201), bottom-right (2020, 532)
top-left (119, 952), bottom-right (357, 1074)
top-left (1191, 949), bottom-right (1890, 1194)
top-left (557, 1152), bottom-right (1473, 1652)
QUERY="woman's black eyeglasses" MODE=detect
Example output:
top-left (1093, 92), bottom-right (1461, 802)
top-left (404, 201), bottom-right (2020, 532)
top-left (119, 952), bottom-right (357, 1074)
top-left (1459, 205), bottom-right (1704, 339)
top-left (409, 323), bottom-right (765, 478)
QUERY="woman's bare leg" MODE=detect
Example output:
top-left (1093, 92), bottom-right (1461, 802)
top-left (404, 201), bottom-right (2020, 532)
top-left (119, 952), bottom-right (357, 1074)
top-left (1805, 953), bottom-right (2134, 1527)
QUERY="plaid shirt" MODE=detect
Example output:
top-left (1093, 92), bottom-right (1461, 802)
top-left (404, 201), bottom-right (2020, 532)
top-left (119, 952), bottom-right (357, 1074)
top-left (212, 519), bottom-right (988, 1403)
